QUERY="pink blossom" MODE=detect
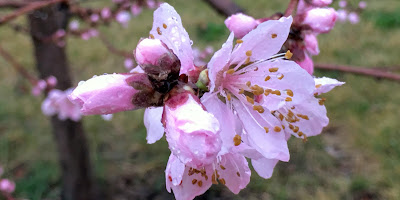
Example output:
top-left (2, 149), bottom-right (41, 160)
top-left (0, 179), bottom-right (15, 193)
top-left (163, 91), bottom-right (221, 167)
top-left (69, 20), bottom-right (79, 30)
top-left (124, 58), bottom-right (134, 70)
top-left (224, 13), bottom-right (259, 38)
top-left (42, 89), bottom-right (81, 121)
top-left (90, 14), bottom-right (100, 22)
top-left (304, 33), bottom-right (320, 55)
top-left (359, 1), bottom-right (367, 9)
top-left (116, 11), bottom-right (131, 27)
top-left (46, 76), bottom-right (58, 87)
top-left (135, 38), bottom-right (173, 66)
top-left (146, 0), bottom-right (157, 9)
top-left (101, 8), bottom-right (112, 19)
top-left (302, 8), bottom-right (337, 33)
top-left (348, 12), bottom-right (360, 24)
top-left (69, 73), bottom-right (155, 115)
top-left (339, 0), bottom-right (347, 8)
top-left (31, 79), bottom-right (47, 96)
top-left (131, 3), bottom-right (143, 16)
top-left (310, 0), bottom-right (333, 7)
top-left (336, 9), bottom-right (347, 22)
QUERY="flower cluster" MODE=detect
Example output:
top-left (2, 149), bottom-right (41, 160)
top-left (42, 88), bottom-right (82, 121)
top-left (225, 0), bottom-right (338, 75)
top-left (31, 76), bottom-right (57, 96)
top-left (337, 0), bottom-right (367, 24)
top-left (0, 165), bottom-right (16, 198)
top-left (69, 3), bottom-right (343, 200)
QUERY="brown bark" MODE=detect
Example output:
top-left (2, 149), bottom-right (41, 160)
top-left (28, 2), bottom-right (95, 200)
top-left (202, 0), bottom-right (244, 17)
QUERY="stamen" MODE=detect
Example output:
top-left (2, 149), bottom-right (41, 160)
top-left (192, 179), bottom-right (197, 185)
top-left (279, 114), bottom-right (284, 121)
top-left (236, 39), bottom-right (243, 44)
top-left (149, 34), bottom-right (155, 39)
top-left (219, 178), bottom-right (226, 185)
top-left (245, 57), bottom-right (251, 64)
top-left (319, 97), bottom-right (326, 105)
top-left (157, 27), bottom-right (162, 35)
top-left (233, 135), bottom-right (241, 146)
top-left (246, 50), bottom-right (252, 57)
top-left (227, 93), bottom-right (231, 101)
top-left (220, 165), bottom-right (226, 170)
top-left (271, 33), bottom-right (277, 38)
top-left (265, 76), bottom-right (271, 81)
top-left (198, 180), bottom-right (203, 187)
top-left (271, 90), bottom-right (281, 96)
top-left (298, 132), bottom-right (303, 137)
top-left (236, 172), bottom-right (241, 177)
top-left (293, 126), bottom-right (299, 133)
top-left (274, 126), bottom-right (282, 132)
top-left (226, 69), bottom-right (235, 74)
top-left (253, 105), bottom-right (264, 113)
top-left (254, 67), bottom-right (259, 71)
top-left (278, 74), bottom-right (284, 80)
top-left (282, 125), bottom-right (285, 130)
top-left (246, 96), bottom-right (255, 104)
top-left (212, 173), bottom-right (218, 184)
top-left (289, 124), bottom-right (294, 129)
top-left (239, 88), bottom-right (245, 94)
top-left (269, 67), bottom-right (279, 72)
top-left (285, 50), bottom-right (293, 59)
top-left (251, 85), bottom-right (264, 95)
top-left (264, 127), bottom-right (269, 133)
top-left (246, 81), bottom-right (251, 87)
top-left (285, 97), bottom-right (292, 102)
top-left (286, 89), bottom-right (294, 97)
top-left (163, 23), bottom-right (167, 29)
top-left (316, 84), bottom-right (322, 88)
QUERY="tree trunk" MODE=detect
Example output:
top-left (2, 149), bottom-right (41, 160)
top-left (28, 2), bottom-right (95, 200)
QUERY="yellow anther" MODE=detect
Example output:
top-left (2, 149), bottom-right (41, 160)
top-left (246, 81), bottom-right (251, 87)
top-left (291, 106), bottom-right (296, 109)
top-left (265, 76), bottom-right (271, 81)
top-left (285, 50), bottom-right (293, 59)
top-left (227, 93), bottom-right (231, 101)
top-left (236, 172), bottom-right (241, 177)
top-left (289, 124), bottom-right (294, 130)
top-left (192, 179), bottom-right (197, 185)
top-left (236, 39), bottom-right (243, 44)
top-left (303, 135), bottom-right (308, 142)
top-left (239, 88), bottom-right (245, 94)
top-left (157, 27), bottom-right (162, 35)
top-left (293, 126), bottom-right (299, 133)
top-left (274, 126), bottom-right (282, 132)
top-left (286, 89), bottom-right (294, 97)
top-left (253, 105), bottom-right (265, 113)
top-left (149, 34), bottom-right (155, 39)
top-left (254, 67), bottom-right (259, 71)
top-left (278, 74), bottom-right (284, 80)
top-left (319, 97), bottom-right (326, 105)
top-left (246, 50), bottom-right (252, 57)
top-left (264, 127), bottom-right (269, 133)
top-left (279, 113), bottom-right (284, 121)
top-left (212, 173), bottom-right (218, 184)
top-left (205, 175), bottom-right (208, 181)
top-left (163, 23), bottom-right (167, 29)
top-left (298, 132), bottom-right (303, 137)
top-left (271, 90), bottom-right (281, 96)
top-left (285, 97), bottom-right (292, 102)
top-left (219, 178), bottom-right (226, 185)
top-left (220, 165), bottom-right (226, 170)
top-left (246, 96), bottom-right (254, 104)
top-left (226, 69), bottom-right (235, 74)
top-left (271, 33), bottom-right (277, 38)
top-left (282, 125), bottom-right (285, 130)
top-left (316, 84), bottom-right (322, 88)
top-left (251, 85), bottom-right (264, 95)
top-left (198, 180), bottom-right (203, 187)
top-left (233, 135), bottom-right (241, 146)
top-left (288, 110), bottom-right (294, 118)
top-left (269, 67), bottom-right (279, 72)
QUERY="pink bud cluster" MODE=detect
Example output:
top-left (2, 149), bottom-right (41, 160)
top-left (0, 165), bottom-right (16, 196)
top-left (31, 76), bottom-right (57, 96)
top-left (336, 0), bottom-right (366, 24)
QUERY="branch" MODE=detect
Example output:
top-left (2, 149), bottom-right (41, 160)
top-left (0, 0), bottom-right (28, 8)
top-left (315, 64), bottom-right (400, 83)
top-left (97, 32), bottom-right (132, 58)
top-left (0, 0), bottom-right (67, 25)
top-left (0, 45), bottom-right (38, 84)
top-left (202, 0), bottom-right (244, 17)
top-left (284, 0), bottom-right (299, 17)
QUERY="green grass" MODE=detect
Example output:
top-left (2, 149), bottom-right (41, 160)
top-left (1, 0), bottom-right (400, 199)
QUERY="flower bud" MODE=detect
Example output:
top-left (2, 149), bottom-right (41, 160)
top-left (302, 8), bottom-right (337, 33)
top-left (225, 13), bottom-right (258, 38)
top-left (295, 54), bottom-right (314, 75)
top-left (0, 179), bottom-right (15, 193)
top-left (348, 12), bottom-right (360, 24)
top-left (303, 34), bottom-right (320, 55)
top-left (163, 91), bottom-right (221, 167)
top-left (135, 38), bottom-right (180, 82)
top-left (310, 0), bottom-right (332, 7)
top-left (69, 73), bottom-right (163, 115)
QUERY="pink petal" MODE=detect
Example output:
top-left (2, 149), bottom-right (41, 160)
top-left (314, 77), bottom-right (345, 95)
top-left (302, 8), bottom-right (337, 33)
top-left (230, 16), bottom-right (293, 64)
top-left (144, 107), bottom-right (165, 144)
top-left (167, 163), bottom-right (213, 200)
top-left (150, 3), bottom-right (194, 75)
top-left (295, 54), bottom-right (314, 75)
top-left (304, 33), bottom-right (320, 55)
top-left (163, 92), bottom-right (221, 167)
top-left (251, 158), bottom-right (279, 179)
top-left (166, 154), bottom-right (186, 190)
top-left (232, 99), bottom-right (290, 161)
top-left (69, 73), bottom-right (145, 115)
top-left (208, 32), bottom-right (234, 92)
top-left (217, 153), bottom-right (251, 194)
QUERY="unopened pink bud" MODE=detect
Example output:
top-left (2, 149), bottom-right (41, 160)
top-left (225, 13), bottom-right (258, 38)
top-left (0, 179), bottom-right (15, 193)
top-left (46, 76), bottom-right (58, 87)
top-left (338, 0), bottom-right (347, 8)
top-left (302, 8), bottom-right (337, 33)
top-left (336, 9), bottom-right (347, 21)
top-left (69, 20), bottom-right (79, 30)
top-left (101, 8), bottom-right (112, 19)
top-left (124, 58), bottom-right (134, 70)
top-left (135, 38), bottom-right (180, 78)
top-left (131, 4), bottom-right (143, 16)
top-left (90, 14), bottom-right (99, 22)
top-left (116, 11), bottom-right (131, 27)
top-left (358, 1), bottom-right (367, 9)
top-left (146, 0), bottom-right (157, 9)
top-left (304, 34), bottom-right (320, 55)
top-left (311, 0), bottom-right (332, 7)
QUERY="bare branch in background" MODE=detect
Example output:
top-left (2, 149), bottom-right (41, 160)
top-left (202, 0), bottom-right (244, 17)
top-left (284, 0), bottom-right (299, 17)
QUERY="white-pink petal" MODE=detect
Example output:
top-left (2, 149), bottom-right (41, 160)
top-left (314, 77), bottom-right (345, 95)
top-left (251, 158), bottom-right (279, 179)
top-left (217, 153), bottom-right (251, 194)
top-left (144, 107), bottom-right (165, 144)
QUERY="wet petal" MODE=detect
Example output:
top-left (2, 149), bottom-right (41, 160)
top-left (144, 107), bottom-right (165, 144)
top-left (150, 3), bottom-right (194, 75)
top-left (314, 77), bottom-right (345, 95)
top-left (251, 158), bottom-right (279, 179)
top-left (166, 153), bottom-right (186, 190)
top-left (217, 153), bottom-right (251, 194)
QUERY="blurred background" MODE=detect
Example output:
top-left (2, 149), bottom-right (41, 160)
top-left (1, 0), bottom-right (400, 199)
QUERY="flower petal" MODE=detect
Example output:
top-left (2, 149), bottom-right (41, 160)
top-left (251, 158), bottom-right (279, 179)
top-left (232, 99), bottom-right (290, 161)
top-left (314, 77), bottom-right (345, 95)
top-left (144, 107), bottom-right (165, 144)
top-left (217, 153), bottom-right (251, 194)
top-left (208, 32), bottom-right (234, 91)
top-left (150, 3), bottom-right (194, 75)
top-left (166, 153), bottom-right (186, 191)
top-left (230, 16), bottom-right (293, 64)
